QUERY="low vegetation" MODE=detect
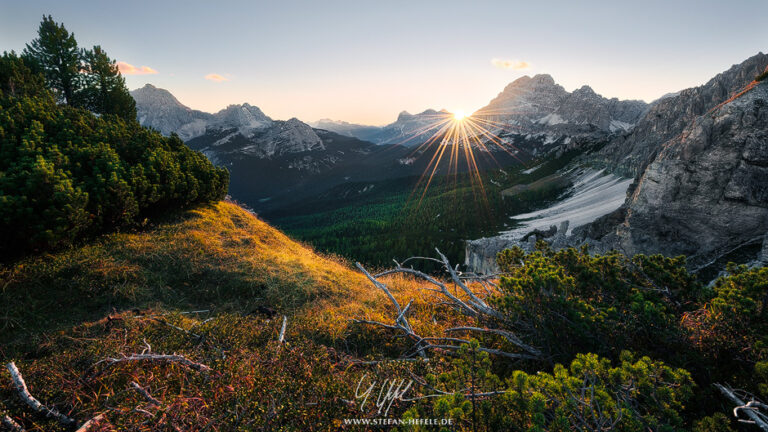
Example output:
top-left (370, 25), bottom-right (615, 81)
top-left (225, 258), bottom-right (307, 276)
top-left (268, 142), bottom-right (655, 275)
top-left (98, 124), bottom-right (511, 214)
top-left (2, 202), bottom-right (768, 431)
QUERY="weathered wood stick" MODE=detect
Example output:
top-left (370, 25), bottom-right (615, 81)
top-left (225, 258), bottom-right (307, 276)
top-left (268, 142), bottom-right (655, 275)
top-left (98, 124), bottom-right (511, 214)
top-left (5, 362), bottom-right (76, 426)
top-left (130, 381), bottom-right (162, 406)
top-left (715, 383), bottom-right (768, 431)
top-left (75, 413), bottom-right (106, 432)
top-left (278, 315), bottom-right (288, 343)
top-left (1, 414), bottom-right (25, 432)
top-left (99, 354), bottom-right (211, 372)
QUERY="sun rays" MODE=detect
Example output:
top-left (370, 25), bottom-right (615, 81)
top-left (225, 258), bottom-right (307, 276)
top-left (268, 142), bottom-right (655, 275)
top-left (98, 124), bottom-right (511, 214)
top-left (400, 109), bottom-right (526, 207)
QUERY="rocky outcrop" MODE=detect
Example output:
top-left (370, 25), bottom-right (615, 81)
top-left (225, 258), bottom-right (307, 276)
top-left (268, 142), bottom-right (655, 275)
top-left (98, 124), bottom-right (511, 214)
top-left (589, 52), bottom-right (768, 177)
top-left (574, 80), bottom-right (768, 269)
top-left (465, 55), bottom-right (768, 274)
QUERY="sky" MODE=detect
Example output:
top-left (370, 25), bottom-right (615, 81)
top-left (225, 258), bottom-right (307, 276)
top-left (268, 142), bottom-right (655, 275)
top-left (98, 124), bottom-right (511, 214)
top-left (2, 0), bottom-right (767, 125)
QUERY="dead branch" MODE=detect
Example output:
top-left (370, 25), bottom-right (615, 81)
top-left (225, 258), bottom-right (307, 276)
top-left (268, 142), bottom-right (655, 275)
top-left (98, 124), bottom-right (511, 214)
top-left (354, 254), bottom-right (542, 361)
top-left (5, 362), bottom-right (76, 426)
top-left (373, 267), bottom-right (478, 316)
top-left (403, 372), bottom-right (507, 401)
top-left (1, 414), bottom-right (25, 432)
top-left (130, 381), bottom-right (162, 406)
top-left (355, 263), bottom-right (427, 358)
top-left (75, 413), bottom-right (106, 432)
top-left (435, 248), bottom-right (504, 319)
top-left (278, 315), bottom-right (288, 343)
top-left (446, 326), bottom-right (541, 358)
top-left (715, 383), bottom-right (768, 431)
top-left (408, 342), bottom-right (538, 361)
top-left (93, 353), bottom-right (212, 374)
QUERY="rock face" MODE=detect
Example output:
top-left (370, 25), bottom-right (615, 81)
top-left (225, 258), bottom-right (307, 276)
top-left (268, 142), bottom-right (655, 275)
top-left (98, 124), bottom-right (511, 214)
top-left (131, 84), bottom-right (212, 140)
top-left (584, 81), bottom-right (768, 269)
top-left (590, 52), bottom-right (768, 177)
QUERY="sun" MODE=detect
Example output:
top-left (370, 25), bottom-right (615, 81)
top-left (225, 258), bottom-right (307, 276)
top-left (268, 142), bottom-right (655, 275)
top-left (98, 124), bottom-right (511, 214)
top-left (453, 109), bottom-right (467, 121)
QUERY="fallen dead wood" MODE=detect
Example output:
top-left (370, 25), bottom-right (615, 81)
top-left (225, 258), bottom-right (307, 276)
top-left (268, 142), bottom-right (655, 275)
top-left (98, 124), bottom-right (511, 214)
top-left (715, 383), bottom-right (768, 431)
top-left (130, 381), bottom-right (162, 406)
top-left (278, 315), bottom-right (288, 343)
top-left (5, 362), bottom-right (76, 426)
top-left (94, 353), bottom-right (212, 373)
top-left (75, 413), bottom-right (106, 432)
top-left (1, 414), bottom-right (25, 432)
top-left (353, 255), bottom-right (541, 361)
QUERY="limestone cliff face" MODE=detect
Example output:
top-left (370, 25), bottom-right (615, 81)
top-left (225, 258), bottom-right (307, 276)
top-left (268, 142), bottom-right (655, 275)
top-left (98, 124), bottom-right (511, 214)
top-left (603, 82), bottom-right (768, 268)
top-left (590, 52), bottom-right (768, 177)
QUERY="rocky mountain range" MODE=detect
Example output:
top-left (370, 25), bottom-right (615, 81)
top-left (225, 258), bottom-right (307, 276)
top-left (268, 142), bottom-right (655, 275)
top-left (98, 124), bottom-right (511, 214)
top-left (467, 53), bottom-right (768, 274)
top-left (130, 85), bottom-right (528, 212)
top-left (589, 52), bottom-right (768, 176)
top-left (316, 75), bottom-right (651, 156)
top-left (575, 59), bottom-right (768, 270)
top-left (313, 109), bottom-right (455, 147)
top-left (476, 74), bottom-right (648, 134)
top-left (131, 84), bottom-right (323, 158)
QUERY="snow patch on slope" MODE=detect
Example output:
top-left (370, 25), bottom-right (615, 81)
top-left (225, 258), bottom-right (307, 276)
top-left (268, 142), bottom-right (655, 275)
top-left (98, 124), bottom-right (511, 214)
top-left (501, 169), bottom-right (631, 238)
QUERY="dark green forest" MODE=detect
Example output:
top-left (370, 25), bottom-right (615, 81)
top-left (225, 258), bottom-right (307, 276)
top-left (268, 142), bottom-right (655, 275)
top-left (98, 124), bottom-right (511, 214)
top-left (266, 152), bottom-right (579, 271)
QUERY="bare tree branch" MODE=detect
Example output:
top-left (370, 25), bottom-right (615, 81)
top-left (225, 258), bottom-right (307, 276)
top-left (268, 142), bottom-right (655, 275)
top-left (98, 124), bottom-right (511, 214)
top-left (75, 413), bottom-right (107, 432)
top-left (5, 362), bottom-right (76, 426)
top-left (1, 414), bottom-right (25, 432)
top-left (278, 315), bottom-right (288, 344)
top-left (715, 383), bottom-right (768, 431)
top-left (435, 248), bottom-right (504, 319)
top-left (92, 353), bottom-right (212, 374)
top-left (130, 381), bottom-right (162, 406)
top-left (445, 326), bottom-right (541, 357)
top-left (373, 267), bottom-right (478, 316)
top-left (354, 253), bottom-right (542, 362)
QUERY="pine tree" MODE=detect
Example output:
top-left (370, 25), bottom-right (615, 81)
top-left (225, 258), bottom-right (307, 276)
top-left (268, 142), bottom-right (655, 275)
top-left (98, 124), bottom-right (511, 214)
top-left (0, 51), bottom-right (48, 98)
top-left (23, 15), bottom-right (82, 105)
top-left (80, 45), bottom-right (137, 120)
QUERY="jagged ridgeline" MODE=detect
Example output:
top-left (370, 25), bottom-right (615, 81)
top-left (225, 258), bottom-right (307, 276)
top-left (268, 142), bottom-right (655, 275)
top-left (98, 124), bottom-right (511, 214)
top-left (0, 49), bottom-right (228, 260)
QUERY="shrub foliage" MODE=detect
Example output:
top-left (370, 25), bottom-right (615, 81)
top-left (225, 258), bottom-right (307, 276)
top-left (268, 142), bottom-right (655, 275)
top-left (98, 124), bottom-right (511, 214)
top-left (0, 53), bottom-right (228, 259)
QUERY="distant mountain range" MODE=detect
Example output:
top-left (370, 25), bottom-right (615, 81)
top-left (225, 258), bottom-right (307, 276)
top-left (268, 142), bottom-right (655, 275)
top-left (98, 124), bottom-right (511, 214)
top-left (130, 85), bottom-right (525, 212)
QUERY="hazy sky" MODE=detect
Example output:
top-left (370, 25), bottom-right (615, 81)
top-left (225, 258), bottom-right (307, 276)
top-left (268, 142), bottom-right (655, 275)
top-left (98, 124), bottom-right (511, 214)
top-left (2, 0), bottom-right (766, 125)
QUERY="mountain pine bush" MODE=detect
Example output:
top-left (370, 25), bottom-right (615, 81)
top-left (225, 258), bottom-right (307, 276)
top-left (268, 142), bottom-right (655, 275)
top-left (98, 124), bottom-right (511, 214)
top-left (0, 53), bottom-right (228, 259)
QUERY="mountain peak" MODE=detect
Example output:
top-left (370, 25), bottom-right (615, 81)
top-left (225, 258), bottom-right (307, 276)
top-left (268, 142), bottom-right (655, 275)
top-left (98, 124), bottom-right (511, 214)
top-left (574, 85), bottom-right (596, 95)
top-left (530, 74), bottom-right (555, 86)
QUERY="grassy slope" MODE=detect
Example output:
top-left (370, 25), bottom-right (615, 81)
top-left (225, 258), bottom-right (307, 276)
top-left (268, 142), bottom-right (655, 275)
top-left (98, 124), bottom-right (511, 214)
top-left (1, 201), bottom-right (461, 430)
top-left (0, 201), bottom-right (430, 352)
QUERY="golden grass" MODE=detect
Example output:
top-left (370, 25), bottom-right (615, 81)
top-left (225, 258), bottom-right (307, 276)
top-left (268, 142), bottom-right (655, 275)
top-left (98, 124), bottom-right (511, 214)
top-left (0, 200), bottom-right (464, 354)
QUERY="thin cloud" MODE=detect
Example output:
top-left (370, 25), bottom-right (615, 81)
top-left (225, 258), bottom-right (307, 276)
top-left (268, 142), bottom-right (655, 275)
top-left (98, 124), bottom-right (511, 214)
top-left (117, 61), bottom-right (158, 75)
top-left (491, 58), bottom-right (531, 70)
top-left (204, 73), bottom-right (229, 82)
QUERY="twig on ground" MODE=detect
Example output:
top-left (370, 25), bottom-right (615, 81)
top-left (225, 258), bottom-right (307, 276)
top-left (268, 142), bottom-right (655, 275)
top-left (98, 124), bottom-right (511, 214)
top-left (130, 381), bottom-right (162, 406)
top-left (5, 362), bottom-right (76, 426)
